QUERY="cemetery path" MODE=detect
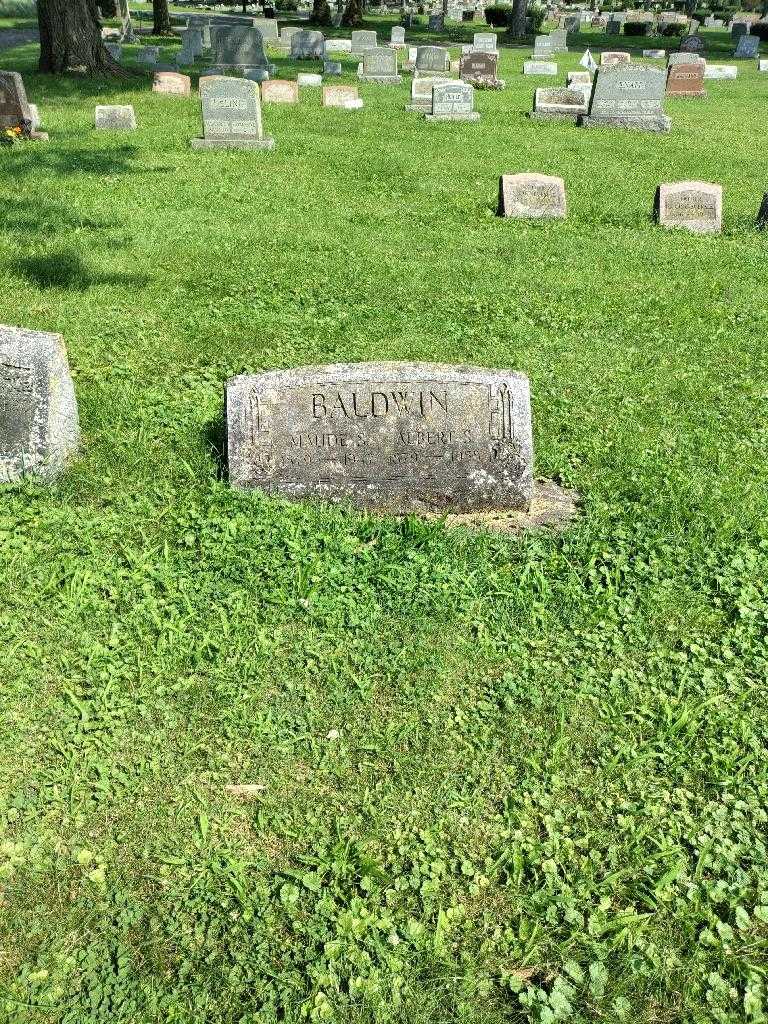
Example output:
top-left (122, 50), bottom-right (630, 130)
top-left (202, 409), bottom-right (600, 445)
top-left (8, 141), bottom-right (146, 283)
top-left (0, 28), bottom-right (39, 51)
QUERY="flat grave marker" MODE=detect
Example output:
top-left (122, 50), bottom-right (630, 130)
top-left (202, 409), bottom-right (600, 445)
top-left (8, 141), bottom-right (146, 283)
top-left (655, 181), bottom-right (722, 233)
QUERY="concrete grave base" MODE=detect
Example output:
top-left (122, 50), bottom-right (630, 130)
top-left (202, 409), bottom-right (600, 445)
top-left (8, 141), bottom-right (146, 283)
top-left (405, 102), bottom-right (431, 111)
top-left (357, 74), bottom-right (403, 83)
top-left (580, 113), bottom-right (671, 132)
top-left (424, 111), bottom-right (481, 121)
top-left (191, 136), bottom-right (275, 150)
top-left (529, 110), bottom-right (580, 122)
top-left (28, 131), bottom-right (49, 141)
top-left (412, 480), bottom-right (580, 535)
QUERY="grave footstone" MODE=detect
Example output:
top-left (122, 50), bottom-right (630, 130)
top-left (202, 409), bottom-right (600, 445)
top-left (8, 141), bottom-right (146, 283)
top-left (323, 60), bottom-right (343, 75)
top-left (566, 70), bottom-right (591, 86)
top-left (325, 38), bottom-right (352, 52)
top-left (153, 71), bottom-right (192, 95)
top-left (261, 79), bottom-right (299, 103)
top-left (291, 30), bottom-right (326, 59)
top-left (666, 61), bottom-right (706, 97)
top-left (226, 362), bottom-right (534, 512)
top-left (0, 71), bottom-right (48, 141)
top-left (425, 79), bottom-right (479, 120)
top-left (0, 324), bottom-right (79, 483)
top-left (704, 64), bottom-right (737, 79)
top-left (95, 105), bottom-right (137, 130)
top-left (524, 60), bottom-right (558, 75)
top-left (323, 84), bottom-right (363, 107)
top-left (530, 86), bottom-right (588, 121)
top-left (643, 49), bottom-right (665, 59)
top-left (655, 181), bottom-right (722, 233)
top-left (191, 76), bottom-right (274, 149)
top-left (582, 63), bottom-right (670, 132)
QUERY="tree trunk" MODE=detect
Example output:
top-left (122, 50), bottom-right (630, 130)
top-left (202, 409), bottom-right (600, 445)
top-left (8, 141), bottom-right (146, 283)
top-left (38, 0), bottom-right (128, 75)
top-left (341, 0), bottom-right (362, 26)
top-left (311, 0), bottom-right (333, 25)
top-left (152, 0), bottom-right (172, 35)
top-left (509, 0), bottom-right (528, 37)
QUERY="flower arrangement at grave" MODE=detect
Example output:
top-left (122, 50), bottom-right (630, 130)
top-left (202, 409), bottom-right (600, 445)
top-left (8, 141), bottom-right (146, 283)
top-left (1, 120), bottom-right (31, 145)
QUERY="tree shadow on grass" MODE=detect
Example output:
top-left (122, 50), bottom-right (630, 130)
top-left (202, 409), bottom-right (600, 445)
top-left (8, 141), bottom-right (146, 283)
top-left (11, 248), bottom-right (150, 292)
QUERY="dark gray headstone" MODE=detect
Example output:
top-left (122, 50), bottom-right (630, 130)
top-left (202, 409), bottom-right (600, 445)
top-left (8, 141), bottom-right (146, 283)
top-left (428, 14), bottom-right (444, 31)
top-left (290, 30), bottom-right (325, 59)
top-left (209, 25), bottom-right (271, 70)
top-left (0, 324), bottom-right (79, 483)
top-left (679, 34), bottom-right (705, 53)
top-left (735, 33), bottom-right (759, 57)
top-left (459, 51), bottom-right (499, 83)
top-left (226, 362), bottom-right (534, 512)
top-left (583, 63), bottom-right (670, 132)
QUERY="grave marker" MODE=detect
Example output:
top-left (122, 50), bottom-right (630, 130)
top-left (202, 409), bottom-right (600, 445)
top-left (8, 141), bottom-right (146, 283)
top-left (415, 45), bottom-right (450, 75)
top-left (459, 51), bottom-right (502, 86)
top-left (405, 75), bottom-right (446, 111)
top-left (582, 63), bottom-right (670, 132)
top-left (0, 324), bottom-right (79, 483)
top-left (655, 181), bottom-right (721, 233)
top-left (226, 362), bottom-right (534, 512)
top-left (261, 79), bottom-right (299, 103)
top-left (351, 30), bottom-right (378, 53)
top-left (323, 84), bottom-right (363, 108)
top-left (666, 61), bottom-right (706, 97)
top-left (209, 25), bottom-right (273, 72)
top-left (358, 47), bottom-right (402, 82)
top-left (191, 76), bottom-right (274, 149)
top-left (523, 60), bottom-right (558, 75)
top-left (734, 34), bottom-right (759, 58)
top-left (0, 71), bottom-right (47, 141)
top-left (95, 105), bottom-right (136, 130)
top-left (704, 64), bottom-right (737, 79)
top-left (426, 80), bottom-right (479, 120)
top-left (290, 30), bottom-right (325, 59)
top-left (530, 86), bottom-right (588, 121)
top-left (601, 51), bottom-right (630, 66)
top-left (153, 71), bottom-right (192, 96)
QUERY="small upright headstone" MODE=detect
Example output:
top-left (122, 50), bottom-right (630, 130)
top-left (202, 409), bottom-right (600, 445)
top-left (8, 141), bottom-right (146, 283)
top-left (225, 362), bottom-right (534, 512)
top-left (252, 18), bottom-right (279, 40)
top-left (210, 25), bottom-right (273, 73)
top-left (666, 61), bottom-right (706, 97)
top-left (105, 42), bottom-right (123, 61)
top-left (601, 51), bottom-right (630, 66)
top-left (731, 22), bottom-right (748, 41)
top-left (425, 80), bottom-right (479, 121)
top-left (390, 26), bottom-right (406, 46)
top-left (323, 60), bottom-right (342, 75)
top-left (428, 13), bottom-right (444, 31)
top-left (549, 28), bottom-right (568, 53)
top-left (679, 34), bottom-right (705, 54)
top-left (95, 105), bottom-right (137, 130)
top-left (582, 63), bottom-right (670, 132)
top-left (291, 30), bottom-right (326, 59)
top-left (415, 45), bottom-right (450, 76)
top-left (191, 76), bottom-right (274, 150)
top-left (459, 52), bottom-right (502, 87)
top-left (136, 46), bottom-right (160, 66)
top-left (0, 324), bottom-right (79, 483)
top-left (358, 47), bottom-right (401, 82)
top-left (0, 71), bottom-right (48, 141)
top-left (655, 181), bottom-right (722, 234)
top-left (261, 79), bottom-right (299, 104)
top-left (351, 30), bottom-right (378, 53)
top-left (734, 34), bottom-right (759, 58)
top-left (153, 71), bottom-right (192, 96)
top-left (533, 34), bottom-right (555, 58)
top-left (472, 32), bottom-right (497, 53)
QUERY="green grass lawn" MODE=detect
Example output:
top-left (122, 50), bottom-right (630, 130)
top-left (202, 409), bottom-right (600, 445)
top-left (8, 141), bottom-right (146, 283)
top-left (1, 20), bottom-right (768, 1024)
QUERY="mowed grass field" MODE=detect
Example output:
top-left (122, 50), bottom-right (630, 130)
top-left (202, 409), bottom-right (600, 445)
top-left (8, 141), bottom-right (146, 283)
top-left (1, 16), bottom-right (768, 1024)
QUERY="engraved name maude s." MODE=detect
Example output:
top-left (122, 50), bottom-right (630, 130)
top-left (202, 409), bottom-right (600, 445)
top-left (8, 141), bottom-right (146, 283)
top-left (226, 362), bottom-right (533, 511)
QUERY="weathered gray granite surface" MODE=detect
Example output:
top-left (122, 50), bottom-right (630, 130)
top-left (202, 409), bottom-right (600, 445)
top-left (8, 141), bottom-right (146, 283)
top-left (0, 324), bottom-right (79, 483)
top-left (227, 362), bottom-right (533, 511)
